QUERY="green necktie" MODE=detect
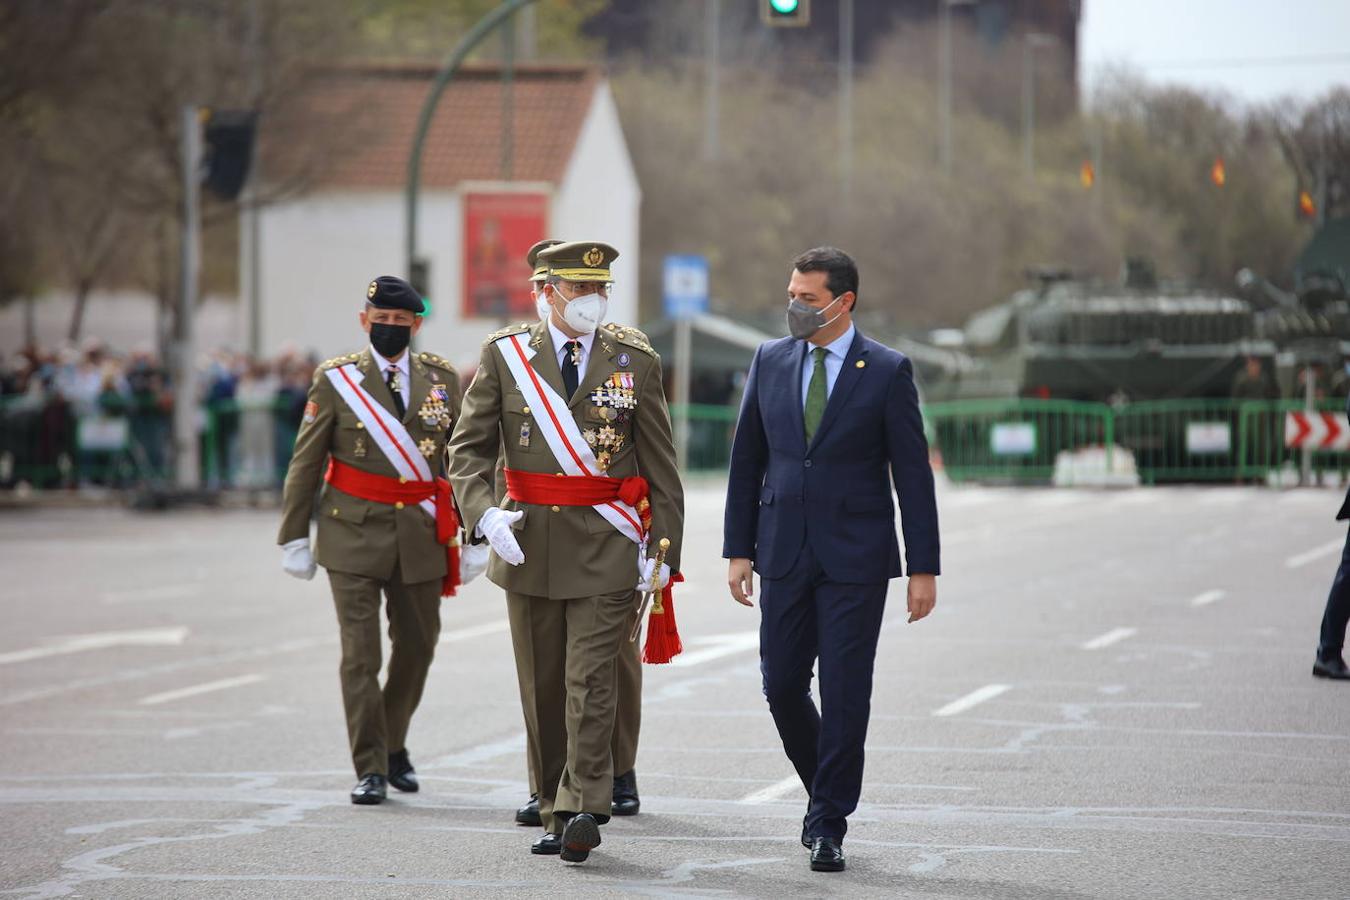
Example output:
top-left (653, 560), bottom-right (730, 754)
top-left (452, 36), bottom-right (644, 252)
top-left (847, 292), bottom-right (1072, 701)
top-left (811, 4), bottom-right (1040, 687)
top-left (804, 346), bottom-right (828, 444)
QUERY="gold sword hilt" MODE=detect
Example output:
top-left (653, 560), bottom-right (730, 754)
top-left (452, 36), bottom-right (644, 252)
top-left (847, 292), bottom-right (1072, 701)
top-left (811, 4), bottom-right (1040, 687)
top-left (629, 537), bottom-right (670, 643)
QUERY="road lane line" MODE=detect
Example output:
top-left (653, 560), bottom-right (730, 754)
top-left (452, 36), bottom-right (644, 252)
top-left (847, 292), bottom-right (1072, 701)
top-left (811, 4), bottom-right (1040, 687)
top-left (669, 631), bottom-right (761, 668)
top-left (138, 674), bottom-right (265, 706)
top-left (1081, 627), bottom-right (1137, 651)
top-left (439, 620), bottom-right (510, 644)
top-left (738, 774), bottom-right (803, 804)
top-left (932, 683), bottom-right (1011, 717)
top-left (1190, 589), bottom-right (1226, 608)
top-left (1285, 539), bottom-right (1344, 569)
top-left (0, 627), bottom-right (190, 666)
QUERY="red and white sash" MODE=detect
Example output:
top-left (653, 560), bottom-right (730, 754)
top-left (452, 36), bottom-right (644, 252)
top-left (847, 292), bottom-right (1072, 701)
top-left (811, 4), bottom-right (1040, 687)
top-left (325, 363), bottom-right (437, 523)
top-left (494, 332), bottom-right (646, 547)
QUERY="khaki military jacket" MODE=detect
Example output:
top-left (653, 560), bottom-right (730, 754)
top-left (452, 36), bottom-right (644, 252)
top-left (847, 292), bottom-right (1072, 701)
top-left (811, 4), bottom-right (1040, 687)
top-left (277, 347), bottom-right (462, 585)
top-left (447, 319), bottom-right (684, 599)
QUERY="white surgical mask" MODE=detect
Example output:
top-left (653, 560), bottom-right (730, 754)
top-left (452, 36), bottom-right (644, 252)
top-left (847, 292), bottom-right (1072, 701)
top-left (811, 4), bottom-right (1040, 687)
top-left (559, 290), bottom-right (607, 334)
top-left (533, 288), bottom-right (550, 321)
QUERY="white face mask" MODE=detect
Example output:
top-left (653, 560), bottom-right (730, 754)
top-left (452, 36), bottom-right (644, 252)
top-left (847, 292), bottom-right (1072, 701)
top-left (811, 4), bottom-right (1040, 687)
top-left (556, 288), bottom-right (607, 334)
top-left (533, 288), bottom-right (550, 321)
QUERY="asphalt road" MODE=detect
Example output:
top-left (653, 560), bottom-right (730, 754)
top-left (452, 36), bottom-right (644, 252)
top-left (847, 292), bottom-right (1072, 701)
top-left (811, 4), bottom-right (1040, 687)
top-left (2, 479), bottom-right (1348, 899)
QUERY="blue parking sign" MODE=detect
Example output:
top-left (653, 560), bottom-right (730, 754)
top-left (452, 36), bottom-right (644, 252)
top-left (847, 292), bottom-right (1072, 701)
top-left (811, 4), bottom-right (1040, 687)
top-left (663, 255), bottom-right (709, 320)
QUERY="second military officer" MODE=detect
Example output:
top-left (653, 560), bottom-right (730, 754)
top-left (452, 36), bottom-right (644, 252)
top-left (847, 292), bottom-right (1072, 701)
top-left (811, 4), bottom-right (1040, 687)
top-left (447, 241), bottom-right (683, 863)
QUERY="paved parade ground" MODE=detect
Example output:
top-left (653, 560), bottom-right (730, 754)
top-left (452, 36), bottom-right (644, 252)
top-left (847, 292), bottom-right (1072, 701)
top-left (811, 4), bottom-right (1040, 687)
top-left (2, 479), bottom-right (1349, 899)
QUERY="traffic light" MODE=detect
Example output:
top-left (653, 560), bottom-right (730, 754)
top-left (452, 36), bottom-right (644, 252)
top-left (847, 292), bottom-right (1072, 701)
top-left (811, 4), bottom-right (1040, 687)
top-left (761, 0), bottom-right (810, 27)
top-left (1298, 189), bottom-right (1316, 220)
top-left (202, 109), bottom-right (258, 201)
top-left (1209, 157), bottom-right (1226, 187)
top-left (1079, 161), bottom-right (1095, 189)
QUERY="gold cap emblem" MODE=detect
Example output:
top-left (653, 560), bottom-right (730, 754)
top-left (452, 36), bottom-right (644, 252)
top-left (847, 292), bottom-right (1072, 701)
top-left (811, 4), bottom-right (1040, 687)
top-left (584, 246), bottom-right (604, 268)
top-left (367, 281), bottom-right (378, 300)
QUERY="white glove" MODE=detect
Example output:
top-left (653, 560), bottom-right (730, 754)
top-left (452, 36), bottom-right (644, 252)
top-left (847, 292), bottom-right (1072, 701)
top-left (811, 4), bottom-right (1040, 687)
top-left (459, 542), bottom-right (491, 585)
top-left (476, 507), bottom-right (525, 566)
top-left (281, 537), bottom-right (316, 581)
top-left (637, 554), bottom-right (671, 593)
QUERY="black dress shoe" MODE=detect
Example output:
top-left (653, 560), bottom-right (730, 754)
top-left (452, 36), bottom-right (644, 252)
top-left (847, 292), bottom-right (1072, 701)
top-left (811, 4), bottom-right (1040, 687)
top-left (560, 813), bottom-right (602, 863)
top-left (611, 769), bottom-right (640, 816)
top-left (388, 749), bottom-right (419, 793)
top-left (1313, 656), bottom-right (1350, 680)
top-left (531, 832), bottom-right (562, 855)
top-left (350, 774), bottom-right (387, 805)
top-left (810, 837), bottom-right (845, 872)
top-left (515, 793), bottom-right (542, 826)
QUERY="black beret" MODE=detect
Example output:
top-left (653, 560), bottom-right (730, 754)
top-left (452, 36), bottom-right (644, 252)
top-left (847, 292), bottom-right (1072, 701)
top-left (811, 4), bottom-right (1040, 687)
top-left (365, 275), bottom-right (425, 314)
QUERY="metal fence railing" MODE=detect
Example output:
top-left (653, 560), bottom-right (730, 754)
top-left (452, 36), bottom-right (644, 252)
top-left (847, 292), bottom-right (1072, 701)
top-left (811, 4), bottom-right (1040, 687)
top-left (924, 399), bottom-right (1114, 484)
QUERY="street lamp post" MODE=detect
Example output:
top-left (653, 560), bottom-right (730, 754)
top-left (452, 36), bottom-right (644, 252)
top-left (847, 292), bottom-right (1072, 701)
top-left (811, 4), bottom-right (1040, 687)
top-left (938, 0), bottom-right (975, 176)
top-left (1021, 31), bottom-right (1054, 180)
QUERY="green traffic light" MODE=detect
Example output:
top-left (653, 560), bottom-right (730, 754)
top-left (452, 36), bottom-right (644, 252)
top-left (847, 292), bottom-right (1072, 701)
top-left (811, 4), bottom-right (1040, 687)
top-left (770, 0), bottom-right (799, 12)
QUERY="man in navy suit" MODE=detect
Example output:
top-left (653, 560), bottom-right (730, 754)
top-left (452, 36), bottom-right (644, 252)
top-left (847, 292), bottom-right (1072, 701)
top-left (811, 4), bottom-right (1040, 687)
top-left (1314, 392), bottom-right (1350, 681)
top-left (723, 246), bottom-right (940, 872)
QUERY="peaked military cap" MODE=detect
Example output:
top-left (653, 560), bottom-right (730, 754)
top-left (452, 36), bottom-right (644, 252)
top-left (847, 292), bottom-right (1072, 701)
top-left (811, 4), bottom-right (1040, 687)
top-left (526, 239), bottom-right (564, 283)
top-left (365, 275), bottom-right (426, 315)
top-left (538, 241), bottom-right (619, 282)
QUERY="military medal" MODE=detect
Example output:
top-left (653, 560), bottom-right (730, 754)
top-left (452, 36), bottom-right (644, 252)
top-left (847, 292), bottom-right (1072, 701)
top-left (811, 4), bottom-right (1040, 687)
top-left (303, 401), bottom-right (318, 424)
top-left (418, 437), bottom-right (437, 458)
top-left (354, 435), bottom-right (368, 458)
top-left (519, 422), bottom-right (532, 447)
top-left (582, 428), bottom-right (598, 447)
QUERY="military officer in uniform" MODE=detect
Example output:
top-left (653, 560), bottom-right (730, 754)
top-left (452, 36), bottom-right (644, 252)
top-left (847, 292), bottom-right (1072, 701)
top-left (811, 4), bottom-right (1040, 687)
top-left (447, 241), bottom-right (683, 863)
top-left (512, 240), bottom-right (648, 828)
top-left (279, 275), bottom-right (476, 804)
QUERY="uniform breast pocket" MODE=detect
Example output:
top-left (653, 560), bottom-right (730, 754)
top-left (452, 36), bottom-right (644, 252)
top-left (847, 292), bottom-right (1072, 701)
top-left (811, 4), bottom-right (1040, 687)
top-left (503, 397), bottom-right (537, 452)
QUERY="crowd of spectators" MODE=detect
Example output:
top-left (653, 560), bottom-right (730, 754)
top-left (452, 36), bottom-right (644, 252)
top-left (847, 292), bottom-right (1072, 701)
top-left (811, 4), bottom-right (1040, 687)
top-left (0, 339), bottom-right (319, 490)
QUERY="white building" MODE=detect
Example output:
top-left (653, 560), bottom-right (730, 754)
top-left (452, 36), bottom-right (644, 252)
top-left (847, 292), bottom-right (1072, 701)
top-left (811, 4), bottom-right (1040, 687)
top-left (247, 62), bottom-right (641, 372)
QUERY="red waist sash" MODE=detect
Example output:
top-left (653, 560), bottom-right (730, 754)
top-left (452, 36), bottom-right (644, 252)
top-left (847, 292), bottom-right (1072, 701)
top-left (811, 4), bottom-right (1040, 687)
top-left (325, 459), bottom-right (461, 597)
top-left (504, 468), bottom-right (652, 533)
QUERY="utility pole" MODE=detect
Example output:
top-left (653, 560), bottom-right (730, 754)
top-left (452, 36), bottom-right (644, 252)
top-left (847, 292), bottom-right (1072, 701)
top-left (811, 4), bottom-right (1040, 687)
top-left (175, 105), bottom-right (203, 491)
top-left (839, 0), bottom-right (854, 207)
top-left (1022, 32), bottom-right (1054, 180)
top-left (704, 0), bottom-right (721, 161)
top-left (243, 0), bottom-right (263, 358)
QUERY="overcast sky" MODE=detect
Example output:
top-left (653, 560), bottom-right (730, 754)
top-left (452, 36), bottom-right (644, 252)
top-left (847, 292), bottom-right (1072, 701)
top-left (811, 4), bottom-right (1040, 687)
top-left (1080, 0), bottom-right (1350, 107)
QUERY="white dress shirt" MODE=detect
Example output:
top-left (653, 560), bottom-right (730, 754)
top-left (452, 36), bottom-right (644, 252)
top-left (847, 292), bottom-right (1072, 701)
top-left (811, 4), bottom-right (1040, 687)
top-left (800, 323), bottom-right (856, 409)
top-left (548, 319), bottom-right (595, 378)
top-left (370, 345), bottom-right (410, 410)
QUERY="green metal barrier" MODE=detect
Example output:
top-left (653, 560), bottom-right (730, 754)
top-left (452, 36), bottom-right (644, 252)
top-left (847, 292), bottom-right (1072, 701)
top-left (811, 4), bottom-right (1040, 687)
top-left (1236, 399), bottom-right (1350, 484)
top-left (924, 399), bottom-right (1113, 484)
top-left (1114, 399), bottom-right (1247, 484)
top-left (672, 403), bottom-right (740, 472)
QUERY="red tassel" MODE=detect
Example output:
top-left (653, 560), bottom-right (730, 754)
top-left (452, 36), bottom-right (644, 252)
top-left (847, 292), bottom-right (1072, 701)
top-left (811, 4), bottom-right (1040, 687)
top-left (641, 573), bottom-right (684, 664)
top-left (440, 544), bottom-right (460, 598)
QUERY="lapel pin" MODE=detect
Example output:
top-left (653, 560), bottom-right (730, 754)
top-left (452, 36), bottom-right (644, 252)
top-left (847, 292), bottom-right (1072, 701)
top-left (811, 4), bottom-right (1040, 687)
top-left (856, 360), bottom-right (866, 368)
top-left (618, 352), bottom-right (631, 367)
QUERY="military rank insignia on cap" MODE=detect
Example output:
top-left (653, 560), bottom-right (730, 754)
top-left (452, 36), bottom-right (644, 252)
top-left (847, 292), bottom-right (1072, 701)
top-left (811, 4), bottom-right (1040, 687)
top-left (538, 240), bottom-right (619, 282)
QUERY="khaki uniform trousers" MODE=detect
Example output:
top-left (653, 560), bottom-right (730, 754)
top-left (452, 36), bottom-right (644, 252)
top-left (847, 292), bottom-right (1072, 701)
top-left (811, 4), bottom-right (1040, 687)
top-left (328, 565), bottom-right (441, 777)
top-left (506, 587), bottom-right (633, 834)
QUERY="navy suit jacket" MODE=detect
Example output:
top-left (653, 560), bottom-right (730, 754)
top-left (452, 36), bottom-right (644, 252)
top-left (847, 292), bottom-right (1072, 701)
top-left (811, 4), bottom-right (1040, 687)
top-left (1339, 393), bottom-right (1350, 521)
top-left (722, 328), bottom-right (940, 583)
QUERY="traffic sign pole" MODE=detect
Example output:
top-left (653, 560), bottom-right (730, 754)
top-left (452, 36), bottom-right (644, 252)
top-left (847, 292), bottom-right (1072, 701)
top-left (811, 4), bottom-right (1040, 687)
top-left (663, 256), bottom-right (710, 473)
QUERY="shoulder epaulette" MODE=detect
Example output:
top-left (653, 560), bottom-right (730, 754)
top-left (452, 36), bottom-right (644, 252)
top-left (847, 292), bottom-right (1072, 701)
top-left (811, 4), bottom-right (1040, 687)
top-left (484, 322), bottom-right (533, 345)
top-left (319, 351), bottom-right (362, 370)
top-left (602, 322), bottom-right (656, 357)
top-left (416, 351), bottom-right (455, 370)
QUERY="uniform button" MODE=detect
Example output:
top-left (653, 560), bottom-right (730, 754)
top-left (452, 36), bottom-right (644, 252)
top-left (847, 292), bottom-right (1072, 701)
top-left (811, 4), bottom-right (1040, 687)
top-left (395, 501), bottom-right (405, 509)
top-left (522, 406), bottom-right (531, 414)
top-left (556, 472), bottom-right (564, 477)
top-left (331, 508), bottom-right (339, 516)
top-left (399, 476), bottom-right (407, 484)
top-left (551, 505), bottom-right (561, 513)
top-left (356, 422), bottom-right (365, 429)
top-left (804, 459), bottom-right (813, 468)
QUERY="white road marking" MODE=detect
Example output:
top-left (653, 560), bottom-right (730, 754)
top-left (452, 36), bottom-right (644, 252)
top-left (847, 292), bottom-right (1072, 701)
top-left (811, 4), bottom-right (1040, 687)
top-left (737, 774), bottom-right (803, 804)
top-left (1081, 627), bottom-right (1138, 651)
top-left (100, 583), bottom-right (202, 605)
top-left (1190, 589), bottom-right (1226, 608)
top-left (932, 683), bottom-right (1012, 717)
top-left (138, 674), bottom-right (265, 706)
top-left (439, 620), bottom-right (509, 644)
top-left (1285, 539), bottom-right (1344, 569)
top-left (0, 626), bottom-right (189, 666)
top-left (669, 631), bottom-right (761, 668)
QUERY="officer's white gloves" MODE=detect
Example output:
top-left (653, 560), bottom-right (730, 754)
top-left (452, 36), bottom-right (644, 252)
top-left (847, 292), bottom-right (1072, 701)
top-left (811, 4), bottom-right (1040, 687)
top-left (459, 542), bottom-right (492, 584)
top-left (477, 507), bottom-right (525, 566)
top-left (281, 537), bottom-right (317, 581)
top-left (637, 554), bottom-right (672, 593)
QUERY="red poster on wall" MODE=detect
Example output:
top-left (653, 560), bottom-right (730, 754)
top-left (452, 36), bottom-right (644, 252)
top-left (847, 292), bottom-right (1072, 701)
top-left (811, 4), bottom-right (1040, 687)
top-left (463, 191), bottom-right (549, 319)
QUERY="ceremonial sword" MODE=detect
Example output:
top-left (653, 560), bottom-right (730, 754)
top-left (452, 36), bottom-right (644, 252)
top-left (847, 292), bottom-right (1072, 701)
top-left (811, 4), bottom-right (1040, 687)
top-left (629, 537), bottom-right (670, 643)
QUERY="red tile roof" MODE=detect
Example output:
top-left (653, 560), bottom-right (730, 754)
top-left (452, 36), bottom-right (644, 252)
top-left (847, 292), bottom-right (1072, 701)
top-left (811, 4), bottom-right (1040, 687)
top-left (286, 62), bottom-right (601, 189)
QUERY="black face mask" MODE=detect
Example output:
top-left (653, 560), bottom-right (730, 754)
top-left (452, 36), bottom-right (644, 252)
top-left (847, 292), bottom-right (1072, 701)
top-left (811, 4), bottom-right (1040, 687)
top-left (369, 322), bottom-right (411, 358)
